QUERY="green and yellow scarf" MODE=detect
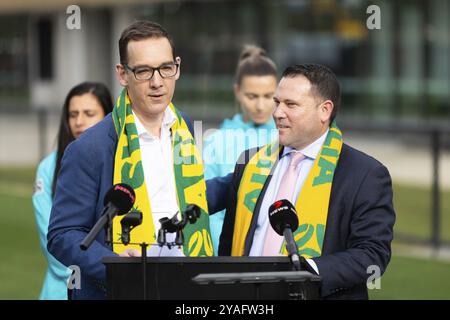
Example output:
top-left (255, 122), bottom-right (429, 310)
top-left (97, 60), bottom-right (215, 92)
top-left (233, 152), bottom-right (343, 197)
top-left (111, 89), bottom-right (213, 257)
top-left (232, 122), bottom-right (343, 258)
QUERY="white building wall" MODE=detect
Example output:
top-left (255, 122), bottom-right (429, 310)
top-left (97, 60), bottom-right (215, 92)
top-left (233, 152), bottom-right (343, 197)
top-left (30, 8), bottom-right (115, 110)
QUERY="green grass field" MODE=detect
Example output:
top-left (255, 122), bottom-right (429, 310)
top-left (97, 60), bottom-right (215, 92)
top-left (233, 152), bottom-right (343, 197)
top-left (0, 166), bottom-right (46, 299)
top-left (369, 255), bottom-right (450, 300)
top-left (394, 183), bottom-right (450, 242)
top-left (0, 166), bottom-right (449, 299)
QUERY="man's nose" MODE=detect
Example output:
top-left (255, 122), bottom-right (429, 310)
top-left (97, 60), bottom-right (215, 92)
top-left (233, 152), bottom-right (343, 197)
top-left (273, 104), bottom-right (285, 119)
top-left (149, 71), bottom-right (164, 88)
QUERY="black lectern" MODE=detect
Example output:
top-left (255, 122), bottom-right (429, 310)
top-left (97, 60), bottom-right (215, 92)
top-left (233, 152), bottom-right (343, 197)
top-left (103, 256), bottom-right (321, 300)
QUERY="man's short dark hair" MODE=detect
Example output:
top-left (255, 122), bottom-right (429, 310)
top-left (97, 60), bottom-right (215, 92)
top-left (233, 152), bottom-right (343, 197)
top-left (282, 63), bottom-right (341, 124)
top-left (119, 20), bottom-right (175, 65)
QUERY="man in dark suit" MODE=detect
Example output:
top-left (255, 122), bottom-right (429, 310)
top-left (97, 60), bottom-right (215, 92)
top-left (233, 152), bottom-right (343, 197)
top-left (47, 21), bottom-right (228, 299)
top-left (219, 64), bottom-right (395, 299)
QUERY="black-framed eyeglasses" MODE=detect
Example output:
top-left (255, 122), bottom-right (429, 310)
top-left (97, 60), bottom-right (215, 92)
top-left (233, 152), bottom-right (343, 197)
top-left (123, 63), bottom-right (179, 80)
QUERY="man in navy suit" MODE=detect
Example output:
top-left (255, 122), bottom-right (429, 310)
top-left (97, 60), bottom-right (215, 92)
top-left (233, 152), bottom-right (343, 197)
top-left (47, 21), bottom-right (228, 299)
top-left (219, 64), bottom-right (395, 299)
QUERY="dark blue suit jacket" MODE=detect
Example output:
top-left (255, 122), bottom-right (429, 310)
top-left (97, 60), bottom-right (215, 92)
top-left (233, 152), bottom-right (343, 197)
top-left (219, 144), bottom-right (396, 299)
top-left (47, 113), bottom-right (230, 299)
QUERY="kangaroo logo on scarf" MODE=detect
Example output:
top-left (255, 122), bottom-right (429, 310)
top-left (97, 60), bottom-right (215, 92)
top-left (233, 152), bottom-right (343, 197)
top-left (111, 89), bottom-right (213, 256)
top-left (232, 122), bottom-right (343, 258)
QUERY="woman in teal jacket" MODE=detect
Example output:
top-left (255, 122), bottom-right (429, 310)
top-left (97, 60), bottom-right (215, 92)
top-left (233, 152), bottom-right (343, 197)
top-left (203, 45), bottom-right (278, 254)
top-left (32, 82), bottom-right (113, 299)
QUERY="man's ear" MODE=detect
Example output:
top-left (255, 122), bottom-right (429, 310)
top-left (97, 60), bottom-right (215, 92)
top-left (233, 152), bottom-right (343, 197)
top-left (115, 64), bottom-right (128, 87)
top-left (320, 100), bottom-right (334, 124)
top-left (175, 56), bottom-right (181, 80)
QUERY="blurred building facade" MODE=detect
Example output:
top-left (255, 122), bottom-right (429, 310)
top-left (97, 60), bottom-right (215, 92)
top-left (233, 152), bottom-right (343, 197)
top-left (0, 0), bottom-right (449, 121)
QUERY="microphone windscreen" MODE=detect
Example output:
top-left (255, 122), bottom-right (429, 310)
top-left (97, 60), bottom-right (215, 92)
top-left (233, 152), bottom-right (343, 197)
top-left (104, 183), bottom-right (136, 214)
top-left (268, 199), bottom-right (299, 235)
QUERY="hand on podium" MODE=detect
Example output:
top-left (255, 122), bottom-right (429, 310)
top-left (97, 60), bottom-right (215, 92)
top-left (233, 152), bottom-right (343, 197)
top-left (119, 248), bottom-right (141, 257)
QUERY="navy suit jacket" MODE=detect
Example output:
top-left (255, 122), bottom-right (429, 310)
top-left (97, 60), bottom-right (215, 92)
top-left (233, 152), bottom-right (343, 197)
top-left (47, 112), bottom-right (230, 299)
top-left (219, 143), bottom-right (395, 299)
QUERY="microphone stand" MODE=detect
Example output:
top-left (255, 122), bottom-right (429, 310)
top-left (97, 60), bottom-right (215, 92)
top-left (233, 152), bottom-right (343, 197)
top-left (105, 215), bottom-right (113, 246)
top-left (115, 205), bottom-right (199, 300)
top-left (282, 224), bottom-right (305, 299)
top-left (140, 242), bottom-right (148, 300)
top-left (111, 241), bottom-right (155, 300)
top-left (283, 225), bottom-right (302, 272)
top-left (157, 205), bottom-right (201, 248)
top-left (80, 204), bottom-right (116, 250)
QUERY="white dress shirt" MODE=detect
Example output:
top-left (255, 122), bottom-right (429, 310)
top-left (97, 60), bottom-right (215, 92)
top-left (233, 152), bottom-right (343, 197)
top-left (133, 108), bottom-right (184, 256)
top-left (249, 129), bottom-right (329, 274)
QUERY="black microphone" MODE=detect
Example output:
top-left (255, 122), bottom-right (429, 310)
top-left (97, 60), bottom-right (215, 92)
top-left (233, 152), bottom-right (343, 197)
top-left (80, 183), bottom-right (136, 250)
top-left (157, 204), bottom-right (201, 247)
top-left (268, 199), bottom-right (301, 271)
top-left (174, 204), bottom-right (201, 245)
top-left (120, 211), bottom-right (143, 245)
top-left (103, 183), bottom-right (136, 212)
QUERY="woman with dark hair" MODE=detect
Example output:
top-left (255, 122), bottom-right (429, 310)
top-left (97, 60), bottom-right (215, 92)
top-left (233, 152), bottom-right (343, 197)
top-left (32, 82), bottom-right (113, 300)
top-left (203, 45), bottom-right (278, 255)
